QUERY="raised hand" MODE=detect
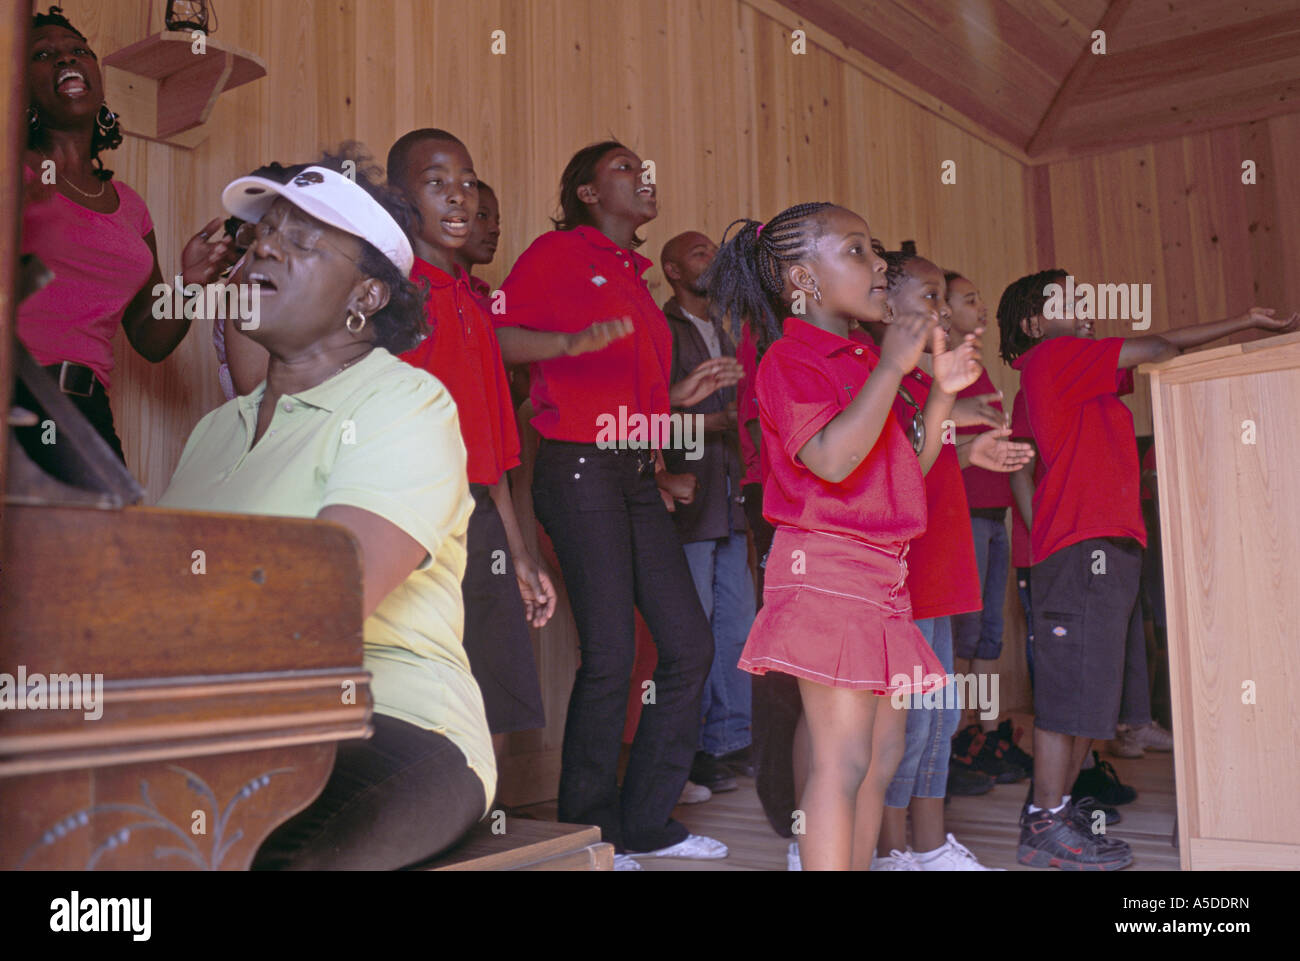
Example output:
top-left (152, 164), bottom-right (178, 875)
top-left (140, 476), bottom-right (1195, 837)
top-left (878, 306), bottom-right (934, 378)
top-left (564, 317), bottom-right (635, 356)
top-left (967, 427), bottom-right (1035, 472)
top-left (933, 324), bottom-right (983, 395)
top-left (181, 217), bottom-right (241, 287)
top-left (951, 390), bottom-right (1005, 429)
top-left (672, 356), bottom-right (744, 408)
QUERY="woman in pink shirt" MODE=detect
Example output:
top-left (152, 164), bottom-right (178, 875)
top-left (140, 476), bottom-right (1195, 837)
top-left (17, 6), bottom-right (234, 469)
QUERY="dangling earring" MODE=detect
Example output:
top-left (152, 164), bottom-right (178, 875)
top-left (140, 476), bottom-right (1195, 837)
top-left (28, 105), bottom-right (40, 131)
top-left (813, 285), bottom-right (822, 304)
top-left (96, 104), bottom-right (119, 138)
top-left (346, 309), bottom-right (367, 334)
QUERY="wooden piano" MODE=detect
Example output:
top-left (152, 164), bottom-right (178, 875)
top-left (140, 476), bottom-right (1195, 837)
top-left (1, 348), bottom-right (372, 871)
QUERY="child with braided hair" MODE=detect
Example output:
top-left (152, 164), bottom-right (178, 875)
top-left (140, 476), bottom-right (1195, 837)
top-left (704, 203), bottom-right (983, 869)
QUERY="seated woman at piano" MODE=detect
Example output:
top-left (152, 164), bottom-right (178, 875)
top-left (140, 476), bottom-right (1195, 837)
top-left (17, 6), bottom-right (236, 469)
top-left (157, 151), bottom-right (496, 870)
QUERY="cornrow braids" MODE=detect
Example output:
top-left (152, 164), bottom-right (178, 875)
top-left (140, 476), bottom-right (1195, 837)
top-left (997, 268), bottom-right (1068, 363)
top-left (871, 238), bottom-right (922, 291)
top-left (703, 201), bottom-right (836, 358)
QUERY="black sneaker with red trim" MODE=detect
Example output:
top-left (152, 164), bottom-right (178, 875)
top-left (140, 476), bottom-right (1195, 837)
top-left (1018, 806), bottom-right (1133, 870)
top-left (954, 724), bottom-right (1027, 784)
top-left (995, 719), bottom-right (1035, 775)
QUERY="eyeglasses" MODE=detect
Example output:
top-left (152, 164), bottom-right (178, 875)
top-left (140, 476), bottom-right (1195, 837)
top-left (234, 215), bottom-right (361, 266)
top-left (895, 382), bottom-right (926, 455)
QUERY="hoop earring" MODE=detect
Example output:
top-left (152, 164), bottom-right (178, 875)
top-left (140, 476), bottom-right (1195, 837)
top-left (346, 309), bottom-right (367, 334)
top-left (96, 104), bottom-right (119, 138)
top-left (28, 106), bottom-right (40, 130)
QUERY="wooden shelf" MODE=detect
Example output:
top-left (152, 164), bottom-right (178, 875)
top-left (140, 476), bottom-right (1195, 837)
top-left (102, 30), bottom-right (265, 149)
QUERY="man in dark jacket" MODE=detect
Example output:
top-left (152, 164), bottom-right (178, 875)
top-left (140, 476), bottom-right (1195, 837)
top-left (661, 231), bottom-right (755, 794)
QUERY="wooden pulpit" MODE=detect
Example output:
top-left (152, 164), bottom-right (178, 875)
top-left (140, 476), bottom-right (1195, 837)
top-left (1143, 331), bottom-right (1300, 870)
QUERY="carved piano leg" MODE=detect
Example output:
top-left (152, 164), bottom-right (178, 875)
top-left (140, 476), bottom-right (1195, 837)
top-left (1, 743), bottom-right (337, 870)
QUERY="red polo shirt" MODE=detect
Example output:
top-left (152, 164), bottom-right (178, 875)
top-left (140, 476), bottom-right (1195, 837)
top-left (1009, 389), bottom-right (1043, 569)
top-left (756, 318), bottom-right (925, 545)
top-left (399, 257), bottom-right (521, 486)
top-left (875, 352), bottom-right (980, 619)
top-left (738, 324), bottom-right (761, 486)
top-left (956, 369), bottom-right (1013, 509)
top-left (1012, 336), bottom-right (1145, 563)
top-left (467, 274), bottom-right (493, 314)
top-left (496, 226), bottom-right (673, 443)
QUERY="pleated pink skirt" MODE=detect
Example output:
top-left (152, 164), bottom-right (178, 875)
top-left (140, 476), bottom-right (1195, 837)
top-left (739, 527), bottom-right (948, 695)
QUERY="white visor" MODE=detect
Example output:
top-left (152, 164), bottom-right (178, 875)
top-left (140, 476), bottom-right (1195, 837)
top-left (221, 165), bottom-right (414, 277)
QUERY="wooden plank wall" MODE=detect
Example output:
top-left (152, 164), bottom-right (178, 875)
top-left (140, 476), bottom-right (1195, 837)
top-left (1027, 112), bottom-right (1300, 435)
top-left (44, 0), bottom-right (1034, 493)
top-left (32, 0), bottom-right (1044, 801)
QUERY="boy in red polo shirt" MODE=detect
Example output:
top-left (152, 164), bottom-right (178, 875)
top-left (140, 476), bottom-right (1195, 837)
top-left (999, 269), bottom-right (1296, 870)
top-left (387, 129), bottom-right (556, 749)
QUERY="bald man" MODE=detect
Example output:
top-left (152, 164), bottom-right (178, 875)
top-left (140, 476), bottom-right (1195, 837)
top-left (660, 230), bottom-right (755, 795)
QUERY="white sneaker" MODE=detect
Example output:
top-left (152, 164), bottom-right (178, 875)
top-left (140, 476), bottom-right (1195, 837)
top-left (629, 833), bottom-right (728, 860)
top-left (869, 848), bottom-right (921, 871)
top-left (787, 840), bottom-right (801, 871)
top-left (678, 781), bottom-right (712, 805)
top-left (613, 854), bottom-right (644, 871)
top-left (1110, 725), bottom-right (1145, 758)
top-left (912, 833), bottom-right (1003, 871)
top-left (1134, 721), bottom-right (1174, 752)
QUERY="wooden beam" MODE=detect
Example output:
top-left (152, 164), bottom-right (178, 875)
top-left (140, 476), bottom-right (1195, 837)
top-left (1026, 0), bottom-right (1136, 157)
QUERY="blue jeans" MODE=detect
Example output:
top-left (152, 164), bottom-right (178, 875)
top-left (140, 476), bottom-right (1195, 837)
top-left (952, 516), bottom-right (1009, 661)
top-left (683, 533), bottom-right (756, 756)
top-left (885, 617), bottom-right (958, 806)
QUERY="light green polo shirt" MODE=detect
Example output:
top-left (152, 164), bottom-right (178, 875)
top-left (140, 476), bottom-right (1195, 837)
top-left (158, 347), bottom-right (496, 812)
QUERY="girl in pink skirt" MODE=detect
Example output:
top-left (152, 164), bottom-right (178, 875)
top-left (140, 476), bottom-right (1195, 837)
top-left (703, 203), bottom-right (983, 869)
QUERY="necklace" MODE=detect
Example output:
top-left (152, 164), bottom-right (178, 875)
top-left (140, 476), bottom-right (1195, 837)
top-left (330, 347), bottom-right (374, 378)
top-left (37, 147), bottom-right (106, 199)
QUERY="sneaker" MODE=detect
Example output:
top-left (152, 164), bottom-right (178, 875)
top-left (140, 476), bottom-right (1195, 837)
top-left (995, 719), bottom-right (1035, 774)
top-left (690, 752), bottom-right (737, 793)
top-left (1018, 807), bottom-right (1133, 870)
top-left (629, 833), bottom-right (729, 860)
top-left (1072, 795), bottom-right (1124, 832)
top-left (787, 840), bottom-right (801, 872)
top-left (947, 762), bottom-right (995, 796)
top-left (718, 746), bottom-right (755, 778)
top-left (1133, 721), bottom-right (1174, 752)
top-left (613, 854), bottom-right (644, 871)
top-left (678, 781), bottom-right (712, 805)
top-left (958, 724), bottom-right (1028, 783)
top-left (870, 848), bottom-right (922, 871)
top-left (912, 833), bottom-right (1004, 871)
top-left (1019, 783), bottom-right (1124, 836)
top-left (1072, 751), bottom-right (1137, 805)
top-left (1110, 725), bottom-right (1145, 758)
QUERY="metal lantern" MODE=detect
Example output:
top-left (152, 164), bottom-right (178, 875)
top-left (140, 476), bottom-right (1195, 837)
top-left (165, 0), bottom-right (214, 34)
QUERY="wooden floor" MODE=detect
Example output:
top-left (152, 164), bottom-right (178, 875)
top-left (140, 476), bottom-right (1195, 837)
top-left (513, 712), bottom-right (1181, 871)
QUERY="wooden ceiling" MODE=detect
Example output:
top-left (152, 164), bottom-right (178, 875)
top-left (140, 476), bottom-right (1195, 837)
top-left (772, 0), bottom-right (1300, 161)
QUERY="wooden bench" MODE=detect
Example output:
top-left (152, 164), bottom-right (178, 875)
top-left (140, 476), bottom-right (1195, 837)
top-left (416, 818), bottom-right (613, 871)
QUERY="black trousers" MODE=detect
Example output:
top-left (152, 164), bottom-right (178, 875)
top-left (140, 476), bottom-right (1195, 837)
top-left (13, 368), bottom-right (127, 474)
top-left (743, 481), bottom-right (802, 838)
top-left (532, 440), bottom-right (713, 853)
top-left (252, 714), bottom-right (485, 870)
